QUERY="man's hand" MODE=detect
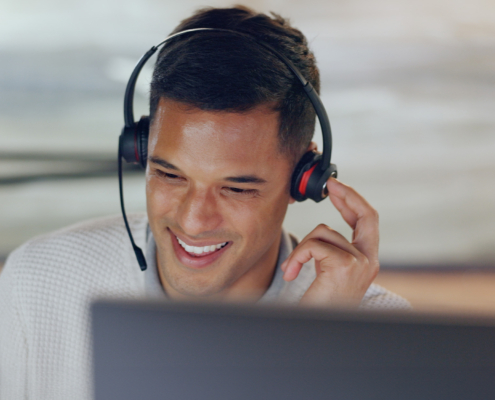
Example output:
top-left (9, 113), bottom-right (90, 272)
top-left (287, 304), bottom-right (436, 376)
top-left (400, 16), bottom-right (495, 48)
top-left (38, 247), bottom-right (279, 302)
top-left (281, 178), bottom-right (380, 307)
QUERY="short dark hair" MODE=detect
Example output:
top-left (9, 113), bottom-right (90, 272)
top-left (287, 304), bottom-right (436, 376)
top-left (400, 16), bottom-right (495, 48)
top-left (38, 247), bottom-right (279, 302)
top-left (150, 6), bottom-right (320, 162)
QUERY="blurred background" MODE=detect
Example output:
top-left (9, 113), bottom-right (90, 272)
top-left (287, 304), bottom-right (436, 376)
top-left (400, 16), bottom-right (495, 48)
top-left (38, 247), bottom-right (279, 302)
top-left (1, 0), bottom-right (494, 313)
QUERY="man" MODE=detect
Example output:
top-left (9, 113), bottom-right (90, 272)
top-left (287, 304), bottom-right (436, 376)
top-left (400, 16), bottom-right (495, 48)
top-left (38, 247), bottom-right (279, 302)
top-left (0, 6), bottom-right (409, 400)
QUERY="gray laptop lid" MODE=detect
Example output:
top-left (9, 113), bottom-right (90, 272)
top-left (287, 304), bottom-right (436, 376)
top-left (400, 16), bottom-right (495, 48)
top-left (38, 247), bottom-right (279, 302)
top-left (92, 301), bottom-right (495, 400)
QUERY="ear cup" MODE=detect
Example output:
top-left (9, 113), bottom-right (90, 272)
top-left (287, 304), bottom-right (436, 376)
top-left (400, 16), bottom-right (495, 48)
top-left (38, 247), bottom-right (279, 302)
top-left (135, 116), bottom-right (150, 169)
top-left (119, 116), bottom-right (150, 169)
top-left (290, 151), bottom-right (338, 203)
top-left (290, 151), bottom-right (319, 202)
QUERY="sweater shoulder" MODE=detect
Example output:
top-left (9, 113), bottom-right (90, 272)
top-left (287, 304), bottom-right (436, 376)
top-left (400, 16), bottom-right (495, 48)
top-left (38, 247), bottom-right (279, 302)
top-left (0, 214), bottom-right (148, 399)
top-left (12, 213), bottom-right (147, 260)
top-left (4, 213), bottom-right (148, 296)
top-left (27, 213), bottom-right (147, 248)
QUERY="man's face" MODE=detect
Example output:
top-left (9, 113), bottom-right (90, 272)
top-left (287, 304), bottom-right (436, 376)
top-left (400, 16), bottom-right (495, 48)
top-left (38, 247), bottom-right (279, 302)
top-left (146, 98), bottom-right (294, 301)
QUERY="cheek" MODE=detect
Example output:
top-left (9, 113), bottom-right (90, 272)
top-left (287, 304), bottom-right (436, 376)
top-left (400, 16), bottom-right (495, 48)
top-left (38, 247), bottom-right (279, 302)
top-left (226, 190), bottom-right (290, 245)
top-left (146, 175), bottom-right (176, 220)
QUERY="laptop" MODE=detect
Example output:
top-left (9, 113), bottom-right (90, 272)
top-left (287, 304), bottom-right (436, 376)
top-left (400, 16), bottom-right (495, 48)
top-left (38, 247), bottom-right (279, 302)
top-left (92, 300), bottom-right (495, 400)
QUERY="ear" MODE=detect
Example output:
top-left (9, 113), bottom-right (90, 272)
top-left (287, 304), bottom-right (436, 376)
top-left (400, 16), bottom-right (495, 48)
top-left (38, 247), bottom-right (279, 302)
top-left (308, 141), bottom-right (317, 152)
top-left (289, 141), bottom-right (319, 204)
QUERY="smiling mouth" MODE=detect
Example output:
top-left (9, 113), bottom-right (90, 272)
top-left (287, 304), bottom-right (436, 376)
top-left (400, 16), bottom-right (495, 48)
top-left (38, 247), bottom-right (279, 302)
top-left (176, 236), bottom-right (229, 257)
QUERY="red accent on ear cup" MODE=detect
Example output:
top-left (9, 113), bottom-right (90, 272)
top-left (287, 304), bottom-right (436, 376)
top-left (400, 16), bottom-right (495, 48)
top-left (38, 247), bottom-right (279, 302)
top-left (298, 163), bottom-right (317, 196)
top-left (290, 151), bottom-right (320, 202)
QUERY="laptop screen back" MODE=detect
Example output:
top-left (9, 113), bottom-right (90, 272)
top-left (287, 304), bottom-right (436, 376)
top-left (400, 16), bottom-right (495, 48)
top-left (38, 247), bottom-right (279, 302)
top-left (92, 301), bottom-right (495, 400)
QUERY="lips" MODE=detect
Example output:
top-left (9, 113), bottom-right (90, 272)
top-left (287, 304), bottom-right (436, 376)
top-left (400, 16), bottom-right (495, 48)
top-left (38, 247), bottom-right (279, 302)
top-left (169, 229), bottom-right (231, 269)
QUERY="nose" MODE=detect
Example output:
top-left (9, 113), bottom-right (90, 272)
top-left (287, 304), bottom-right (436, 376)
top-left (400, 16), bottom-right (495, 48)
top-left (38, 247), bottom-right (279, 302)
top-left (176, 186), bottom-right (223, 237)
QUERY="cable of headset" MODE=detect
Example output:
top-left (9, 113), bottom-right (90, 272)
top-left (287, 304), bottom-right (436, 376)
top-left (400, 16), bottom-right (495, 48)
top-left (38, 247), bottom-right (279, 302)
top-left (118, 141), bottom-right (147, 270)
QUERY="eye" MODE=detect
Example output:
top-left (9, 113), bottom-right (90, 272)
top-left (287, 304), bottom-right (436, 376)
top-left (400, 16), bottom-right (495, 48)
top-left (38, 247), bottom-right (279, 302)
top-left (223, 187), bottom-right (258, 197)
top-left (228, 187), bottom-right (245, 193)
top-left (155, 169), bottom-right (184, 182)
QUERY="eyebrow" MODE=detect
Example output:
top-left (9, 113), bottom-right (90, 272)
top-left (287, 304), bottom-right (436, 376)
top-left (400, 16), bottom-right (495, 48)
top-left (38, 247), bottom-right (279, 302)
top-left (149, 156), bottom-right (267, 185)
top-left (148, 156), bottom-right (180, 171)
top-left (224, 176), bottom-right (267, 184)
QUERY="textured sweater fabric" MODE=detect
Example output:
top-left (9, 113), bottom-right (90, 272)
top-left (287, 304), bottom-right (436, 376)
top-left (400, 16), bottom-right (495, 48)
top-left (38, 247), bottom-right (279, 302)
top-left (0, 214), bottom-right (410, 400)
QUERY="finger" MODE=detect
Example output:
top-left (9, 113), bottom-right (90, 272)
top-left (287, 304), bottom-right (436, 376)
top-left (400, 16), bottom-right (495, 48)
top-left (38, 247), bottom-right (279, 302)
top-left (280, 224), bottom-right (354, 273)
top-left (283, 238), bottom-right (360, 282)
top-left (327, 178), bottom-right (379, 261)
top-left (294, 223), bottom-right (361, 259)
top-left (327, 178), bottom-right (373, 229)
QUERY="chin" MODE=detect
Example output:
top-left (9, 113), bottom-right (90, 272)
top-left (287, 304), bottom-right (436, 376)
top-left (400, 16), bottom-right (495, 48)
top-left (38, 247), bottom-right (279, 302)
top-left (162, 267), bottom-right (235, 299)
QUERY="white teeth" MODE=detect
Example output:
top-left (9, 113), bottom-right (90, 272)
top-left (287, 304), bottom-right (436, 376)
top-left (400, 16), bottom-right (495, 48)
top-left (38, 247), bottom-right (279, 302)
top-left (176, 237), bottom-right (227, 256)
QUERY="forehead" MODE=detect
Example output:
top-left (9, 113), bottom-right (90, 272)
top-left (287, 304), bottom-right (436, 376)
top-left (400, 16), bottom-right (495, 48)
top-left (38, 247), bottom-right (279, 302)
top-left (149, 99), bottom-right (289, 177)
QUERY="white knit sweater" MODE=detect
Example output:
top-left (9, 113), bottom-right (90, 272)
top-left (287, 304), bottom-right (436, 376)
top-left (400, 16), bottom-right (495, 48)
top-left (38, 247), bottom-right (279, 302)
top-left (0, 214), bottom-right (410, 400)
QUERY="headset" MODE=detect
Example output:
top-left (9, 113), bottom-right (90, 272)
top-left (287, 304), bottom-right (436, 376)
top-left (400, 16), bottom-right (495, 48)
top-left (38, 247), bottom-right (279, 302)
top-left (118, 28), bottom-right (337, 271)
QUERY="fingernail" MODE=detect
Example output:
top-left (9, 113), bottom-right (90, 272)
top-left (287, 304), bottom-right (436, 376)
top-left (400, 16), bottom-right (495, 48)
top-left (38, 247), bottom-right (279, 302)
top-left (282, 268), bottom-right (289, 281)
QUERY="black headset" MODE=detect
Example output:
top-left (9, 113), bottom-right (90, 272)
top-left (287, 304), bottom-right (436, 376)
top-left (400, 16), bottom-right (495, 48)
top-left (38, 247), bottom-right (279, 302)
top-left (118, 28), bottom-right (337, 271)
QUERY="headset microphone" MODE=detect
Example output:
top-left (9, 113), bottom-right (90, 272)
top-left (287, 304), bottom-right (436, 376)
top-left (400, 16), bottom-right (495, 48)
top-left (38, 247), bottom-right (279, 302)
top-left (118, 28), bottom-right (337, 271)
